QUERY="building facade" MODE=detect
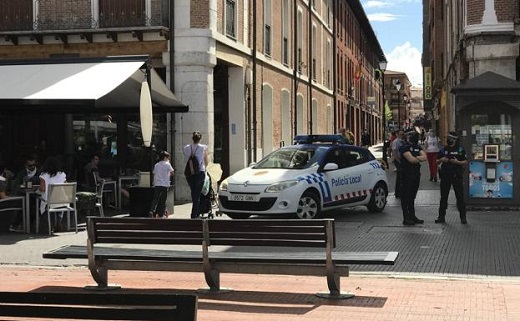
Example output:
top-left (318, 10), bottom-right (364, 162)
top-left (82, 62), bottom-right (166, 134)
top-left (174, 0), bottom-right (384, 200)
top-left (423, 0), bottom-right (520, 208)
top-left (0, 0), bottom-right (385, 203)
top-left (0, 0), bottom-right (178, 190)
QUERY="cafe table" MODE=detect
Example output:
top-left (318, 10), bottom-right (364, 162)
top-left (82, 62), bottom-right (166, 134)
top-left (18, 185), bottom-right (40, 233)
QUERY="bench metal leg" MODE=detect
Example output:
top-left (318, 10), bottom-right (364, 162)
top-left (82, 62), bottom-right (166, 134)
top-left (198, 265), bottom-right (232, 294)
top-left (315, 272), bottom-right (354, 299)
top-left (85, 261), bottom-right (121, 291)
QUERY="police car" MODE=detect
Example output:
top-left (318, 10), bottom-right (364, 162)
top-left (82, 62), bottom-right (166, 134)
top-left (218, 135), bottom-right (388, 219)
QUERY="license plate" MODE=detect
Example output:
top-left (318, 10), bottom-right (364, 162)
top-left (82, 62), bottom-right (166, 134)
top-left (230, 194), bottom-right (258, 202)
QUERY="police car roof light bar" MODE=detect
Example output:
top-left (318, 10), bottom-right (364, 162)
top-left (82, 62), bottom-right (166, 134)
top-left (293, 134), bottom-right (349, 145)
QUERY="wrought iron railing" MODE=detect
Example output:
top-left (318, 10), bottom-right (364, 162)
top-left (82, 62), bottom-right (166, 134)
top-left (0, 0), bottom-right (166, 32)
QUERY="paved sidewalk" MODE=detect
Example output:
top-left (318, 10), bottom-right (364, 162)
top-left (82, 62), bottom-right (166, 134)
top-left (2, 266), bottom-right (520, 321)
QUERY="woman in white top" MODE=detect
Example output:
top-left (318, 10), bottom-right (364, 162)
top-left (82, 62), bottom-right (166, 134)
top-left (39, 156), bottom-right (67, 232)
top-left (424, 129), bottom-right (441, 182)
top-left (183, 131), bottom-right (209, 218)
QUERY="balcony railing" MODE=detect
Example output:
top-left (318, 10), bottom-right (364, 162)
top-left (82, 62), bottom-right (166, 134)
top-left (0, 0), bottom-right (166, 32)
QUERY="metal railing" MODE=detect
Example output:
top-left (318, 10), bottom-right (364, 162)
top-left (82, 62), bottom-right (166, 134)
top-left (0, 0), bottom-right (166, 32)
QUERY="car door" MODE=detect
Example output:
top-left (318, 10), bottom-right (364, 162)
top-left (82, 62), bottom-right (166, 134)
top-left (344, 147), bottom-right (378, 203)
top-left (320, 147), bottom-right (361, 208)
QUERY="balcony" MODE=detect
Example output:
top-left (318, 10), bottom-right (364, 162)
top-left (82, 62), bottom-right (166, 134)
top-left (0, 0), bottom-right (166, 32)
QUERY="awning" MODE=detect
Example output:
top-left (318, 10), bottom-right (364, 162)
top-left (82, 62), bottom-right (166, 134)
top-left (0, 55), bottom-right (188, 113)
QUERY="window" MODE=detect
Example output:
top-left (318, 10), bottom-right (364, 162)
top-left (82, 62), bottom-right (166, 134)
top-left (264, 0), bottom-right (272, 56)
top-left (99, 0), bottom-right (146, 28)
top-left (470, 114), bottom-right (512, 160)
top-left (297, 9), bottom-right (303, 72)
top-left (312, 24), bottom-right (317, 81)
top-left (282, 0), bottom-right (289, 65)
top-left (0, 0), bottom-right (33, 31)
top-left (264, 25), bottom-right (271, 56)
top-left (225, 0), bottom-right (236, 38)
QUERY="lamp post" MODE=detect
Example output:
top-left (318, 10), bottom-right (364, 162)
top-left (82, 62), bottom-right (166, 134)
top-left (403, 93), bottom-right (408, 129)
top-left (395, 80), bottom-right (402, 130)
top-left (379, 60), bottom-right (388, 167)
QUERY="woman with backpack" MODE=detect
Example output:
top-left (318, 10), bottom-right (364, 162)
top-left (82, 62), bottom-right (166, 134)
top-left (183, 131), bottom-right (209, 219)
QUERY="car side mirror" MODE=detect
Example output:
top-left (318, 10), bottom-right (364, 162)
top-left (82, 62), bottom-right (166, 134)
top-left (322, 163), bottom-right (339, 171)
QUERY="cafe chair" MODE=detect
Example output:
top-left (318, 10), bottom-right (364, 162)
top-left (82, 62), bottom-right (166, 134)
top-left (94, 180), bottom-right (107, 217)
top-left (35, 183), bottom-right (78, 235)
top-left (0, 196), bottom-right (25, 232)
top-left (93, 173), bottom-right (116, 209)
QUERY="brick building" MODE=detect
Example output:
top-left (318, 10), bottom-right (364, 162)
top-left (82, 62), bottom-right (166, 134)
top-left (423, 0), bottom-right (520, 208)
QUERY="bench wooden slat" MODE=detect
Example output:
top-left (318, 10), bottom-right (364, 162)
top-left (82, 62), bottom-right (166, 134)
top-left (0, 292), bottom-right (197, 321)
top-left (43, 245), bottom-right (398, 265)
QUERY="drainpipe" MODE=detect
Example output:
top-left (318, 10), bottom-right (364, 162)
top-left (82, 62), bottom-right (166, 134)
top-left (293, 0), bottom-right (298, 137)
top-left (252, 0), bottom-right (258, 161)
top-left (308, 4), bottom-right (313, 134)
top-left (332, 1), bottom-right (337, 130)
top-left (169, 0), bottom-right (176, 184)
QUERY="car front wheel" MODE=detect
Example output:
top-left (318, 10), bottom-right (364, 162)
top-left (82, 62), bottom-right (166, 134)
top-left (296, 191), bottom-right (320, 219)
top-left (367, 182), bottom-right (387, 212)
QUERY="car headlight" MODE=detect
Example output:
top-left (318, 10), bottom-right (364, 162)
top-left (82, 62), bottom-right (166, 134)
top-left (219, 179), bottom-right (228, 191)
top-left (265, 180), bottom-right (299, 193)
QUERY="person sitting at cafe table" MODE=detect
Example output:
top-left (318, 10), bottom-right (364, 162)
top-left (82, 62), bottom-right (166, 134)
top-left (2, 161), bottom-right (25, 233)
top-left (0, 161), bottom-right (14, 195)
top-left (83, 154), bottom-right (119, 204)
top-left (12, 155), bottom-right (40, 192)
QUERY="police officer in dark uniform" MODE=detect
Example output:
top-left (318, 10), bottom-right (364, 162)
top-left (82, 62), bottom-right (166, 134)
top-left (436, 131), bottom-right (468, 224)
top-left (399, 129), bottom-right (427, 225)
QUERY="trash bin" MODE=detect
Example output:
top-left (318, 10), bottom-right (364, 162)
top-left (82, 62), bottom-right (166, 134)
top-left (129, 186), bottom-right (154, 217)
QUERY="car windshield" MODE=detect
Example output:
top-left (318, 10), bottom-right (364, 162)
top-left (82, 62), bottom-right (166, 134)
top-left (254, 147), bottom-right (327, 169)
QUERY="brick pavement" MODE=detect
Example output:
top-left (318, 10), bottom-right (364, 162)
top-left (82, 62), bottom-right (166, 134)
top-left (2, 266), bottom-right (520, 321)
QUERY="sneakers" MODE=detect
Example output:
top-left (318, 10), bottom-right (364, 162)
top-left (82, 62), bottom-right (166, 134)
top-left (8, 225), bottom-right (24, 233)
top-left (402, 220), bottom-right (416, 226)
top-left (434, 218), bottom-right (445, 223)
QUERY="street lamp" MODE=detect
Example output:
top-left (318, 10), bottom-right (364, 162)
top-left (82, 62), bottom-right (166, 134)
top-left (395, 80), bottom-right (402, 129)
top-left (379, 59), bottom-right (388, 167)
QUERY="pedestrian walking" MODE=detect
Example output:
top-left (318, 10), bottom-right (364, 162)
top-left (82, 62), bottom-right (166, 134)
top-left (424, 129), bottom-right (441, 182)
top-left (149, 151), bottom-right (174, 218)
top-left (391, 129), bottom-right (405, 197)
top-left (361, 129), bottom-right (371, 148)
top-left (183, 131), bottom-right (209, 219)
top-left (436, 131), bottom-right (468, 224)
top-left (398, 129), bottom-right (427, 225)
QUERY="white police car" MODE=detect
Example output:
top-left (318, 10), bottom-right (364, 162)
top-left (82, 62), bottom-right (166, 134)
top-left (218, 135), bottom-right (388, 219)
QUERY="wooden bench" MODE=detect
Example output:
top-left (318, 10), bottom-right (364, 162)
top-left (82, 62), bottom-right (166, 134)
top-left (43, 217), bottom-right (398, 299)
top-left (0, 291), bottom-right (197, 320)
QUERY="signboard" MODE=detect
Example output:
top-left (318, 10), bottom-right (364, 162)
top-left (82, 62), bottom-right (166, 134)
top-left (469, 161), bottom-right (513, 198)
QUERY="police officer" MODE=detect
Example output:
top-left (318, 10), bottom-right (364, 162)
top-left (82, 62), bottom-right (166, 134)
top-left (436, 131), bottom-right (468, 224)
top-left (399, 129), bottom-right (427, 225)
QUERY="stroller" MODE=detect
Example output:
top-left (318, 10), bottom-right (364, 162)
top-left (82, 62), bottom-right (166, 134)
top-left (198, 174), bottom-right (219, 219)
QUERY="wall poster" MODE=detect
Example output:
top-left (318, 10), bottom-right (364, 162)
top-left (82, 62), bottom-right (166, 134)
top-left (469, 162), bottom-right (513, 198)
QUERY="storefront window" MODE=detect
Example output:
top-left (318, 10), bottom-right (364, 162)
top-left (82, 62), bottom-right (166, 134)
top-left (470, 114), bottom-right (512, 161)
top-left (73, 113), bottom-right (168, 179)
